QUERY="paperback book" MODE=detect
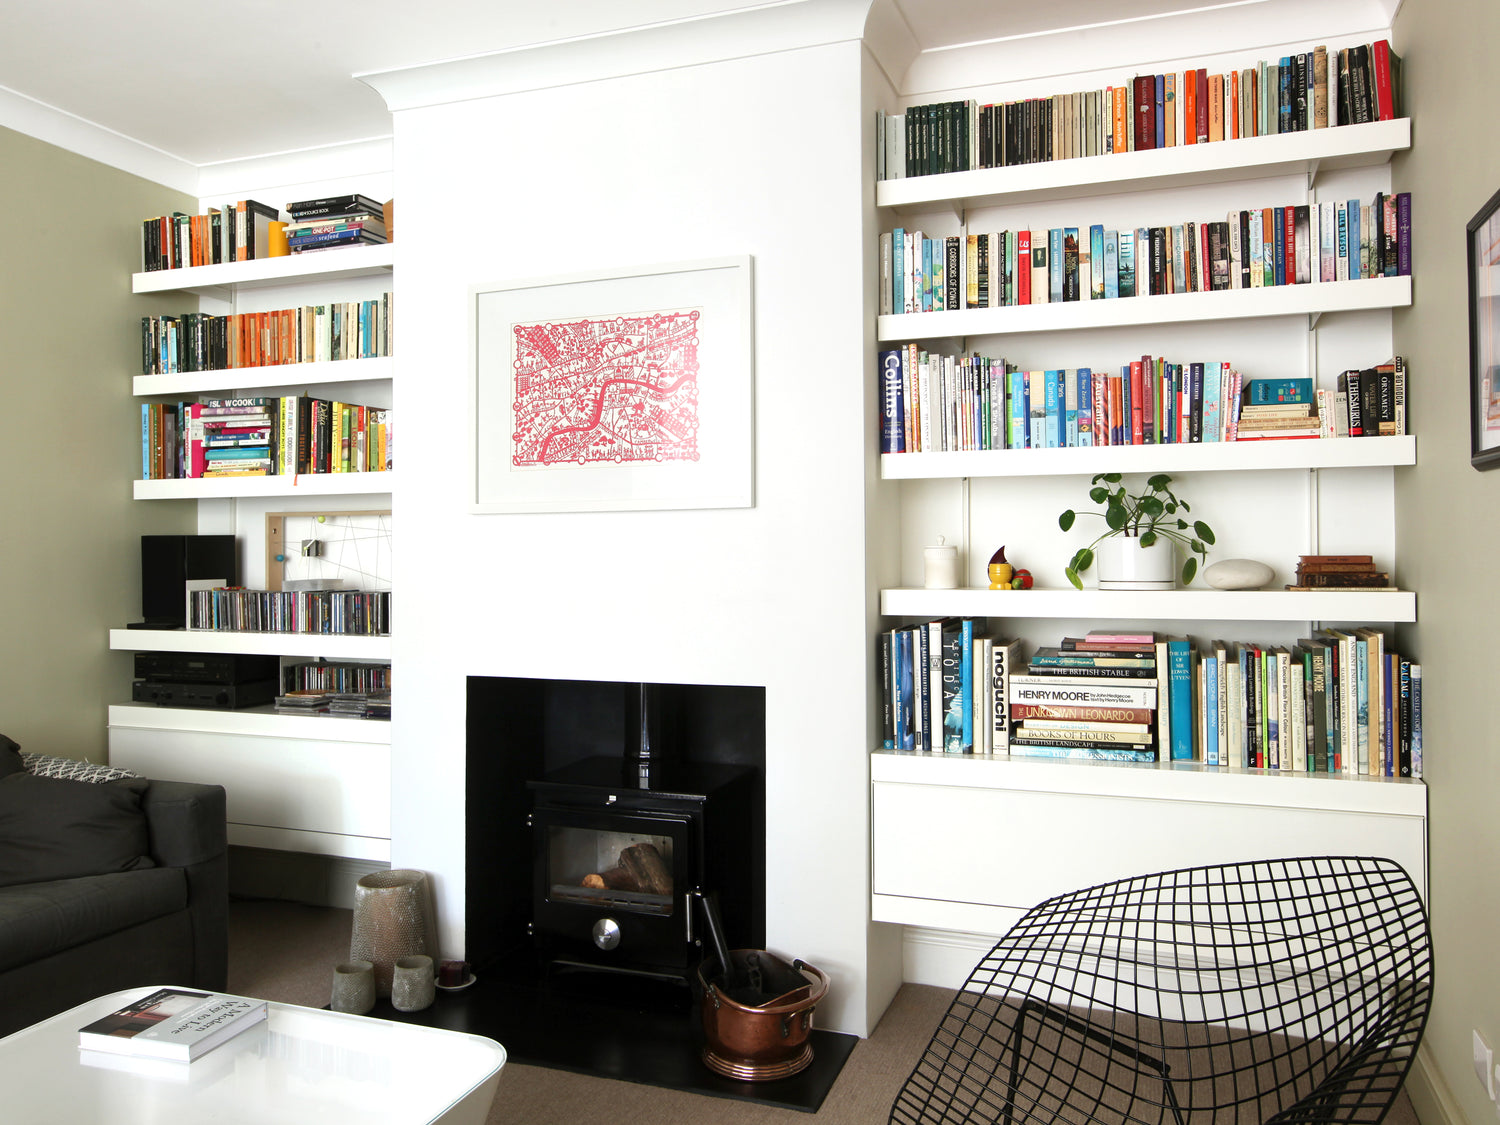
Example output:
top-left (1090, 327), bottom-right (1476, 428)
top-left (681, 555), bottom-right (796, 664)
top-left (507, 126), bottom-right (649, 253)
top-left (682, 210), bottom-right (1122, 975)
top-left (78, 988), bottom-right (267, 1062)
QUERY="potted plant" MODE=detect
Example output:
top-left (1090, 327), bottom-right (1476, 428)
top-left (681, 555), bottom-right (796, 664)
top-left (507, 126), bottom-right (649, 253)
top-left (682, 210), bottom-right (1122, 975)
top-left (1058, 473), bottom-right (1215, 590)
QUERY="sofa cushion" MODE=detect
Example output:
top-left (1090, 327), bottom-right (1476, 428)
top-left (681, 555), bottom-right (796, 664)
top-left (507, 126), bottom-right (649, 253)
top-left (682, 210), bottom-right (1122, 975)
top-left (0, 775), bottom-right (155, 888)
top-left (0, 734), bottom-right (22, 779)
top-left (0, 867), bottom-right (188, 975)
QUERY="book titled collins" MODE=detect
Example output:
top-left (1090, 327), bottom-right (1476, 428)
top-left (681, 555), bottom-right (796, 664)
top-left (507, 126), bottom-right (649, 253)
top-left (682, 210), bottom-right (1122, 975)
top-left (78, 988), bottom-right (267, 1062)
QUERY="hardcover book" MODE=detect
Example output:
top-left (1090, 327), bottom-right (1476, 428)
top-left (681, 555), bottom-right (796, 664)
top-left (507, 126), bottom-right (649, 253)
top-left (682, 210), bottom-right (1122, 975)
top-left (78, 989), bottom-right (267, 1063)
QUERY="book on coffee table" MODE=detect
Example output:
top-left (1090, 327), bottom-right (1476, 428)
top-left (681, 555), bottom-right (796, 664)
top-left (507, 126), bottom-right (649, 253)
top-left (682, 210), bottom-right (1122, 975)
top-left (78, 988), bottom-right (267, 1062)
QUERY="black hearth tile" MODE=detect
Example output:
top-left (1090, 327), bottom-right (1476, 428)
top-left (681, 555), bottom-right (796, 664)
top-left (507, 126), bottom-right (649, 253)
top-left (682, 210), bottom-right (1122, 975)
top-left (363, 973), bottom-right (857, 1113)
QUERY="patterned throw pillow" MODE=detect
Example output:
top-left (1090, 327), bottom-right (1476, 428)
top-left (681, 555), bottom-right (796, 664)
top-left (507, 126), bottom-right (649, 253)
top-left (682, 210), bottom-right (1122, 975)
top-left (20, 753), bottom-right (140, 784)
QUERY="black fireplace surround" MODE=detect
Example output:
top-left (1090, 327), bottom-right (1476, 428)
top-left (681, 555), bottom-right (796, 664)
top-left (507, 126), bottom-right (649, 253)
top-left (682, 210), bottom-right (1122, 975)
top-left (465, 677), bottom-right (767, 987)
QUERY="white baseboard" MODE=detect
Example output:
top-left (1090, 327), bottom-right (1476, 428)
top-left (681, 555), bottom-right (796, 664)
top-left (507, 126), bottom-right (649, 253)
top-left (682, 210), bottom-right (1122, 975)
top-left (228, 846), bottom-right (388, 909)
top-left (1404, 1042), bottom-right (1466, 1125)
top-left (901, 925), bottom-right (1000, 989)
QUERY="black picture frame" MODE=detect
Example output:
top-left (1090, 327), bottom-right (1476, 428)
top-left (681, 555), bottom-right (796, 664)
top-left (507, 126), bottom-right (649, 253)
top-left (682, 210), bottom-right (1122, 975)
top-left (1468, 186), bottom-right (1500, 470)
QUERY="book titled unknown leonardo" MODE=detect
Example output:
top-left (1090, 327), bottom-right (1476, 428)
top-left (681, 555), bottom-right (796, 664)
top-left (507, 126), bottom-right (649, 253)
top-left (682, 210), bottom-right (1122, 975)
top-left (78, 988), bottom-right (267, 1062)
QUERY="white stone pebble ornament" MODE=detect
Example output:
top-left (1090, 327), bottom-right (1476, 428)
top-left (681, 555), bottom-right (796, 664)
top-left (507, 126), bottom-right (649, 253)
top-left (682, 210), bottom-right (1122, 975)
top-left (1203, 558), bottom-right (1274, 590)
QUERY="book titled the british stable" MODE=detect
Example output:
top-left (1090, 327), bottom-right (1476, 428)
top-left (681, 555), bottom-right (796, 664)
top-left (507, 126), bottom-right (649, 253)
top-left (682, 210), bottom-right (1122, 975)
top-left (78, 988), bottom-right (267, 1062)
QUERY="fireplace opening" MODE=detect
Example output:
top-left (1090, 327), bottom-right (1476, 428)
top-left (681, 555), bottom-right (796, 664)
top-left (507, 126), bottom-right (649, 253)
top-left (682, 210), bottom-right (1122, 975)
top-left (465, 677), bottom-right (766, 988)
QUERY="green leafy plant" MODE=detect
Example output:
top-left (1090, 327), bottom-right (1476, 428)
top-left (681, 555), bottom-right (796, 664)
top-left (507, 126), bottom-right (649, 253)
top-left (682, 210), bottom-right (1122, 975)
top-left (1058, 473), bottom-right (1215, 589)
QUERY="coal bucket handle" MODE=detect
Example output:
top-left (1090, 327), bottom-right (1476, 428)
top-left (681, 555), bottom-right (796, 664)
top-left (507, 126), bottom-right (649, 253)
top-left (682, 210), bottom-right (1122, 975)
top-left (694, 889), bottom-right (734, 986)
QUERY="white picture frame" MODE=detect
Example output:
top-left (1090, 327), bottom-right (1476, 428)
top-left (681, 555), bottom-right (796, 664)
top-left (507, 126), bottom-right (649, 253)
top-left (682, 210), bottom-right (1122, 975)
top-left (471, 255), bottom-right (754, 513)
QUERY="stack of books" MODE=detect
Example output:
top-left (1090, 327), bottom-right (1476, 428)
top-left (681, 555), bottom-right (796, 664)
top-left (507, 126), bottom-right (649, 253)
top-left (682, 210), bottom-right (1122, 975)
top-left (1010, 633), bottom-right (1161, 762)
top-left (1237, 379), bottom-right (1319, 440)
top-left (284, 193), bottom-right (388, 255)
top-left (1288, 555), bottom-right (1390, 589)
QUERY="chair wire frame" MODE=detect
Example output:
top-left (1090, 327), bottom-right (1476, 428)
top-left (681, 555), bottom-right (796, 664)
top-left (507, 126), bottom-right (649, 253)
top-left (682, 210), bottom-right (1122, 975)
top-left (889, 856), bottom-right (1432, 1125)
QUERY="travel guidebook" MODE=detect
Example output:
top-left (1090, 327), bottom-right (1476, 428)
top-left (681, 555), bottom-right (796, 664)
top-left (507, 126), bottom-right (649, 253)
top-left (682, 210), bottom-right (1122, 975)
top-left (78, 988), bottom-right (267, 1061)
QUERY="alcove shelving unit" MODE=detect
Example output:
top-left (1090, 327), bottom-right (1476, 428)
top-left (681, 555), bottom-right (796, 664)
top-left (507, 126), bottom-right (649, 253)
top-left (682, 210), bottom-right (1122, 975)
top-left (109, 237), bottom-right (394, 862)
top-left (869, 59), bottom-right (1426, 939)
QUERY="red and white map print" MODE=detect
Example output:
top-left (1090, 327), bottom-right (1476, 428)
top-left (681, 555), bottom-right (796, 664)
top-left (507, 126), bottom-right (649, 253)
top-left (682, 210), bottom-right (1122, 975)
top-left (510, 309), bottom-right (702, 467)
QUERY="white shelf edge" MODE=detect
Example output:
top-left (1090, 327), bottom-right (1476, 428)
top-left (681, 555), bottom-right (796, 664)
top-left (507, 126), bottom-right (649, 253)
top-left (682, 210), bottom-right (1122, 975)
top-left (134, 472), bottom-right (392, 499)
top-left (871, 750), bottom-right (1426, 816)
top-left (110, 629), bottom-right (391, 660)
top-left (877, 276), bottom-right (1410, 342)
top-left (879, 587), bottom-right (1417, 622)
top-left (881, 435), bottom-right (1415, 478)
top-left (876, 119), bottom-right (1411, 212)
top-left (132, 243), bottom-right (394, 295)
top-left (134, 356), bottom-right (392, 397)
top-left (872, 893), bottom-right (1017, 934)
top-left (108, 702), bottom-right (391, 745)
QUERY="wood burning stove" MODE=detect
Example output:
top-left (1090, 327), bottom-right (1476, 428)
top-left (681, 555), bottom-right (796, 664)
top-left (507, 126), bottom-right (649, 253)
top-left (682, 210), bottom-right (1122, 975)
top-left (528, 756), bottom-right (756, 982)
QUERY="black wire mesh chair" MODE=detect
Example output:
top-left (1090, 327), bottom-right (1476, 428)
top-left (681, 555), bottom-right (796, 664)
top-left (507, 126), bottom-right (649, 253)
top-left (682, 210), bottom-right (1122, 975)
top-left (890, 856), bottom-right (1432, 1125)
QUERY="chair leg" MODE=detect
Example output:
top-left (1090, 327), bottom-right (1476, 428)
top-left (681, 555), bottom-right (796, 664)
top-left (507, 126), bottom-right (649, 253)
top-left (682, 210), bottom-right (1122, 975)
top-left (1004, 998), bottom-right (1186, 1125)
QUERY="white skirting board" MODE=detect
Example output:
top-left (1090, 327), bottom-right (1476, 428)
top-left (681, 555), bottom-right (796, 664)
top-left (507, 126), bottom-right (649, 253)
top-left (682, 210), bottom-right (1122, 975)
top-left (1403, 1044), bottom-right (1464, 1125)
top-left (229, 846), bottom-right (390, 910)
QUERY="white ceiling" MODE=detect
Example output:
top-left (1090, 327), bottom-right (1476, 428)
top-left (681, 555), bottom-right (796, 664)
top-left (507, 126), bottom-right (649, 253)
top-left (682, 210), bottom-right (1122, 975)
top-left (0, 0), bottom-right (1400, 169)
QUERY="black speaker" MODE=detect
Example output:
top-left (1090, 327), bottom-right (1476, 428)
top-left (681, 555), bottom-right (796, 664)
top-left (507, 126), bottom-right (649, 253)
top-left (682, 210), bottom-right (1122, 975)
top-left (133, 535), bottom-right (237, 629)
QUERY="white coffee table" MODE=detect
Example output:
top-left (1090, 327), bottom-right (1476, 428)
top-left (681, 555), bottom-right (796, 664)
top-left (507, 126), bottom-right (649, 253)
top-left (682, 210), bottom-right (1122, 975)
top-left (0, 987), bottom-right (507, 1124)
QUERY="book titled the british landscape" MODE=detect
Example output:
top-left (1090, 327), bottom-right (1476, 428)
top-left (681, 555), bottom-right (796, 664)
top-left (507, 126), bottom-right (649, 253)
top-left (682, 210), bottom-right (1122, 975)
top-left (78, 988), bottom-right (267, 1062)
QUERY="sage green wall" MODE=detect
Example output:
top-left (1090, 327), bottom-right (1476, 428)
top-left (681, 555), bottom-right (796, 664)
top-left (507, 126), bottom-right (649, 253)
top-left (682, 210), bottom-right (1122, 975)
top-left (0, 126), bottom-right (196, 761)
top-left (1391, 2), bottom-right (1500, 1121)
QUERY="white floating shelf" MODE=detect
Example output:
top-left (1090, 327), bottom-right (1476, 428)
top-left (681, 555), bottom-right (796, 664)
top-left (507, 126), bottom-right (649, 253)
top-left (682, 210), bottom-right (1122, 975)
top-left (108, 702), bottom-right (391, 745)
top-left (111, 629), bottom-right (391, 660)
top-left (880, 587), bottom-right (1416, 622)
top-left (876, 118), bottom-right (1411, 213)
top-left (134, 471), bottom-right (392, 499)
top-left (878, 276), bottom-right (1410, 342)
top-left (882, 435), bottom-right (1415, 478)
top-left (870, 750), bottom-right (1426, 816)
top-left (132, 243), bottom-right (394, 296)
top-left (134, 356), bottom-right (392, 397)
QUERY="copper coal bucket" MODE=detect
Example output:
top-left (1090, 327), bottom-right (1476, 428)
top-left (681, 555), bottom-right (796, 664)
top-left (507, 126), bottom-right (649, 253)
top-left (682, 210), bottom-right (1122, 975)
top-left (697, 952), bottom-right (830, 1081)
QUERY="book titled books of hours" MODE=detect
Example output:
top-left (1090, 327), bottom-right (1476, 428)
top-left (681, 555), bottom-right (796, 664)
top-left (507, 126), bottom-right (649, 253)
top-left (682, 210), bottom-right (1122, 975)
top-left (79, 988), bottom-right (267, 1062)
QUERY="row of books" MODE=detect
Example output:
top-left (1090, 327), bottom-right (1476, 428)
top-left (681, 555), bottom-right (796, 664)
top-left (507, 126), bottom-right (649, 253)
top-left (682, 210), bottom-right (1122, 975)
top-left (879, 625), bottom-right (1423, 778)
top-left (878, 350), bottom-right (1408, 452)
top-left (877, 38), bottom-right (1401, 179)
top-left (275, 689), bottom-right (391, 719)
top-left (140, 396), bottom-right (391, 480)
top-left (281, 660), bottom-right (391, 695)
top-left (881, 193), bottom-right (1411, 316)
top-left (141, 193), bottom-right (389, 271)
top-left (187, 587), bottom-right (390, 636)
top-left (142, 199), bottom-right (278, 271)
top-left (140, 295), bottom-right (392, 375)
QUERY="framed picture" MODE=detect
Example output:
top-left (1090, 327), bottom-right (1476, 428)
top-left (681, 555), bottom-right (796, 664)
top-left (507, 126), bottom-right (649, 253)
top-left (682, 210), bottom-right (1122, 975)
top-left (471, 256), bottom-right (753, 512)
top-left (1468, 188), bottom-right (1500, 470)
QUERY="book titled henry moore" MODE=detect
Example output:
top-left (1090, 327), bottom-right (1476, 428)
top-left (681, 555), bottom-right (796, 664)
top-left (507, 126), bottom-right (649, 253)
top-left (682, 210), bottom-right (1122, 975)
top-left (78, 988), bottom-right (267, 1062)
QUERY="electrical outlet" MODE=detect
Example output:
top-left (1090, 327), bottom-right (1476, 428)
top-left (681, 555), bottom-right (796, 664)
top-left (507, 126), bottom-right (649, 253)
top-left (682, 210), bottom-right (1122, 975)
top-left (1475, 1030), bottom-right (1496, 1100)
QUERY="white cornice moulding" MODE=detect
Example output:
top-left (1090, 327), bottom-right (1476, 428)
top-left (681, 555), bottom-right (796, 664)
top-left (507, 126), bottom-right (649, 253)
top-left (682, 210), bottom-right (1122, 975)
top-left (357, 0), bottom-right (875, 112)
top-left (195, 138), bottom-right (395, 202)
top-left (0, 84), bottom-right (197, 194)
top-left (862, 0), bottom-right (921, 97)
top-left (899, 0), bottom-right (1394, 99)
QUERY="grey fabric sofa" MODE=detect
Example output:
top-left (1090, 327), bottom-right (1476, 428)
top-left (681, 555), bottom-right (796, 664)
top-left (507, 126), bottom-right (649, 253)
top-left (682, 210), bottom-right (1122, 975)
top-left (0, 746), bottom-right (228, 1038)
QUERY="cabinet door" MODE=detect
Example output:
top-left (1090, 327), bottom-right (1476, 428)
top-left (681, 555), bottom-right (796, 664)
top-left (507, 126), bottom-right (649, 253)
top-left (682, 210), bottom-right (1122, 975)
top-left (110, 726), bottom-right (390, 860)
top-left (873, 780), bottom-right (1427, 914)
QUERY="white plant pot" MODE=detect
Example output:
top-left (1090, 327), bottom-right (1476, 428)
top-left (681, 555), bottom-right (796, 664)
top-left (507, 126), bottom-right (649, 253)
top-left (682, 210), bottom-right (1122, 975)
top-left (1095, 537), bottom-right (1176, 591)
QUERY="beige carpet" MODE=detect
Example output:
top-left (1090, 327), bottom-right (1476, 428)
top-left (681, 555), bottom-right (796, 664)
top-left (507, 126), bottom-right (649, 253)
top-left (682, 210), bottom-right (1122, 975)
top-left (227, 899), bottom-right (1421, 1124)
